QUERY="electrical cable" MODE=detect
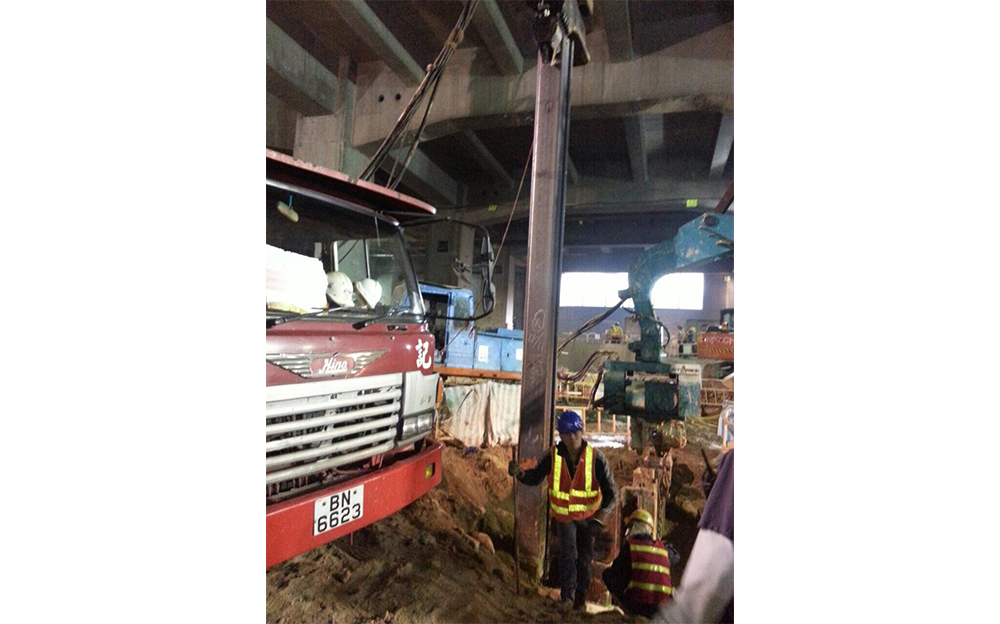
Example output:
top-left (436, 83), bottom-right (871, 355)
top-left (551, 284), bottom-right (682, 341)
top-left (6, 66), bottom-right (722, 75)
top-left (587, 366), bottom-right (605, 408)
top-left (360, 0), bottom-right (480, 182)
top-left (494, 141), bottom-right (534, 261)
top-left (623, 306), bottom-right (672, 345)
top-left (389, 65), bottom-right (444, 191)
top-left (558, 350), bottom-right (616, 382)
top-left (556, 298), bottom-right (627, 353)
top-left (338, 240), bottom-right (360, 264)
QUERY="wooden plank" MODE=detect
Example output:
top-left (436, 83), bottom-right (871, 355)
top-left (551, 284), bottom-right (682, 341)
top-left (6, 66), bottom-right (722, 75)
top-left (436, 366), bottom-right (521, 381)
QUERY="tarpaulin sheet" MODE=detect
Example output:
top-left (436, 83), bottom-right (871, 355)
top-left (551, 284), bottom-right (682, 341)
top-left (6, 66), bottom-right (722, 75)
top-left (442, 383), bottom-right (491, 447)
top-left (487, 382), bottom-right (521, 446)
top-left (441, 381), bottom-right (521, 448)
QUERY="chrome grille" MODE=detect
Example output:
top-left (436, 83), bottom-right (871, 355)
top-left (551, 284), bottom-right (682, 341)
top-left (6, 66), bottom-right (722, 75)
top-left (266, 374), bottom-right (402, 502)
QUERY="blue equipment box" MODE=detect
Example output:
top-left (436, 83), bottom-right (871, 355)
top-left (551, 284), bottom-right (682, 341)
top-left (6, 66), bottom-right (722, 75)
top-left (474, 332), bottom-right (504, 370)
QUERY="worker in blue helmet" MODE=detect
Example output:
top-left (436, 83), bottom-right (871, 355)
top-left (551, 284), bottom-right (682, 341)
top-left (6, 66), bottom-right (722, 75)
top-left (509, 410), bottom-right (619, 611)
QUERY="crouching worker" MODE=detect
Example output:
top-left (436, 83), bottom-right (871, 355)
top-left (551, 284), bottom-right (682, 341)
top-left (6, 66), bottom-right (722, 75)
top-left (603, 509), bottom-right (675, 618)
top-left (509, 410), bottom-right (619, 611)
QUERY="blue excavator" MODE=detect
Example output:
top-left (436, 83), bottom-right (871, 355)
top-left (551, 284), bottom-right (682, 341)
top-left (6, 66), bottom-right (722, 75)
top-left (597, 211), bottom-right (733, 454)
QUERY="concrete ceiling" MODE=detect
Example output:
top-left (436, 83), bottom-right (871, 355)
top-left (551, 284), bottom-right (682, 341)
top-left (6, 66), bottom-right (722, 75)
top-left (266, 0), bottom-right (734, 257)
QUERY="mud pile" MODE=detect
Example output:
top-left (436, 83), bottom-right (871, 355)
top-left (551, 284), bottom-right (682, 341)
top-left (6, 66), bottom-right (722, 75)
top-left (267, 436), bottom-right (719, 623)
top-left (267, 446), bottom-right (627, 623)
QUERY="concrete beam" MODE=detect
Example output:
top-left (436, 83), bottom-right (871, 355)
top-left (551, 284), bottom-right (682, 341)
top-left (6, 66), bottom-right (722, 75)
top-left (472, 0), bottom-right (525, 75)
top-left (352, 36), bottom-right (733, 149)
top-left (566, 154), bottom-right (580, 185)
top-left (328, 0), bottom-right (424, 84)
top-left (456, 178), bottom-right (732, 225)
top-left (459, 130), bottom-right (516, 189)
top-left (641, 113), bottom-right (664, 154)
top-left (623, 116), bottom-right (648, 182)
top-left (293, 107), bottom-right (461, 208)
top-left (601, 0), bottom-right (635, 62)
top-left (383, 147), bottom-right (462, 207)
top-left (266, 19), bottom-right (338, 116)
top-left (710, 112), bottom-right (733, 179)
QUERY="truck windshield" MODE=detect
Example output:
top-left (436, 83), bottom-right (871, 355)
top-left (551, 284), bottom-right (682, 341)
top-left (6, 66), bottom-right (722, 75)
top-left (266, 184), bottom-right (424, 321)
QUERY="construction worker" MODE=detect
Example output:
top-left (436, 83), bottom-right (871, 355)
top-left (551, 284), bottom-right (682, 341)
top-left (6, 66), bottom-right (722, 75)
top-left (608, 322), bottom-right (624, 343)
top-left (509, 410), bottom-right (619, 610)
top-left (602, 509), bottom-right (675, 618)
top-left (656, 448), bottom-right (734, 623)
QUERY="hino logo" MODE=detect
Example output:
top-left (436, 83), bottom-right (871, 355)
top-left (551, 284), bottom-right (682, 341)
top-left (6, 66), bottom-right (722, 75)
top-left (310, 356), bottom-right (353, 377)
top-left (266, 350), bottom-right (387, 379)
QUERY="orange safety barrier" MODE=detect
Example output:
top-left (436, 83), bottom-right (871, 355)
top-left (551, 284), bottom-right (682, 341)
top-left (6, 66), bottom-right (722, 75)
top-left (697, 332), bottom-right (734, 360)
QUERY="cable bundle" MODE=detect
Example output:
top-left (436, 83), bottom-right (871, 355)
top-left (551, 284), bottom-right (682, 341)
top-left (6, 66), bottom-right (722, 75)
top-left (360, 0), bottom-right (481, 188)
top-left (556, 298), bottom-right (627, 353)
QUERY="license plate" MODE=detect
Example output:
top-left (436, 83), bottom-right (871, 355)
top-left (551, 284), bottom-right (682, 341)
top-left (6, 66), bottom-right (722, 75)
top-left (313, 484), bottom-right (364, 536)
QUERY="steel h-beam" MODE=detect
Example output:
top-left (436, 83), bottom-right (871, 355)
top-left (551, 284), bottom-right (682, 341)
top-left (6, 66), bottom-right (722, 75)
top-left (516, 0), bottom-right (584, 580)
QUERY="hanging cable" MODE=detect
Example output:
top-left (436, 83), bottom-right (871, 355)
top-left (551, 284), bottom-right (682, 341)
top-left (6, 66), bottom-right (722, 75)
top-left (494, 140), bottom-right (534, 261)
top-left (558, 350), bottom-right (616, 382)
top-left (556, 298), bottom-right (627, 353)
top-left (388, 66), bottom-right (445, 191)
top-left (623, 306), bottom-right (672, 345)
top-left (360, 0), bottom-right (480, 183)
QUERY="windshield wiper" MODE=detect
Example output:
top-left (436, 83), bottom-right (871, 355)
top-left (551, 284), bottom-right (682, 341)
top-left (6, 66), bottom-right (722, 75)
top-left (351, 306), bottom-right (415, 330)
top-left (266, 308), bottom-right (333, 329)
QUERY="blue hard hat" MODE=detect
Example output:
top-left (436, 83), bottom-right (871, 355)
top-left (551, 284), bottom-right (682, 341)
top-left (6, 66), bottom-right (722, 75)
top-left (557, 410), bottom-right (583, 434)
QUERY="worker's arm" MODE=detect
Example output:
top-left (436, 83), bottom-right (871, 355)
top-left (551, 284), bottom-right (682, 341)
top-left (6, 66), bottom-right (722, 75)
top-left (656, 449), bottom-right (734, 624)
top-left (518, 451), bottom-right (552, 487)
top-left (656, 529), bottom-right (733, 624)
top-left (594, 450), bottom-right (619, 514)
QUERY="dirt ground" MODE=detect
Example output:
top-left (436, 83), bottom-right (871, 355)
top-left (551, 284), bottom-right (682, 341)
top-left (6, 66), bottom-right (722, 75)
top-left (266, 422), bottom-right (722, 624)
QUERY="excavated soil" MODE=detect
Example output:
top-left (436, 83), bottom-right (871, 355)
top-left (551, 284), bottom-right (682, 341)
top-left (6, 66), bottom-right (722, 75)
top-left (267, 428), bottom-right (721, 624)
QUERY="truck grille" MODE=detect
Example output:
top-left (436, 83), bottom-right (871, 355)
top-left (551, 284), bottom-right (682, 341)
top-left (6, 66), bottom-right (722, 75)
top-left (266, 373), bottom-right (402, 503)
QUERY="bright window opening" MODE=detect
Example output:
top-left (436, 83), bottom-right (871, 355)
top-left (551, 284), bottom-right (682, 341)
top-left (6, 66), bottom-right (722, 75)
top-left (649, 272), bottom-right (704, 310)
top-left (559, 272), bottom-right (704, 310)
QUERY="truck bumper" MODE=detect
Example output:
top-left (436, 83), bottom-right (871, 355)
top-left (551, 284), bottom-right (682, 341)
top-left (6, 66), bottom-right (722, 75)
top-left (266, 441), bottom-right (443, 567)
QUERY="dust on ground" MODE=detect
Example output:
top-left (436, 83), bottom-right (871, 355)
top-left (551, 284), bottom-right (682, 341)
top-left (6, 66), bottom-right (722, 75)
top-left (267, 425), bottom-right (723, 624)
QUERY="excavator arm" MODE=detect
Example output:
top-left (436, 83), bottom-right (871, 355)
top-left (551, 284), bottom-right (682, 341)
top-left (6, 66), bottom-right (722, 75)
top-left (620, 213), bottom-right (734, 363)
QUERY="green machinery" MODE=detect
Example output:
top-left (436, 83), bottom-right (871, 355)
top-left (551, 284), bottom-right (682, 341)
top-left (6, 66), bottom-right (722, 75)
top-left (600, 212), bottom-right (734, 453)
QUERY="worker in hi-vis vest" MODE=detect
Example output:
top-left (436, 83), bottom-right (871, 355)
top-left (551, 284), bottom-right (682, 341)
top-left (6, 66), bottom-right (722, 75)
top-left (509, 410), bottom-right (619, 610)
top-left (603, 508), bottom-right (677, 618)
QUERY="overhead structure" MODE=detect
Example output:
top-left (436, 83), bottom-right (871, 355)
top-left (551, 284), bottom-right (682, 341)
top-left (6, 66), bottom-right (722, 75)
top-left (710, 112), bottom-right (734, 179)
top-left (267, 0), bottom-right (735, 310)
top-left (471, 0), bottom-right (525, 75)
top-left (329, 0), bottom-right (425, 84)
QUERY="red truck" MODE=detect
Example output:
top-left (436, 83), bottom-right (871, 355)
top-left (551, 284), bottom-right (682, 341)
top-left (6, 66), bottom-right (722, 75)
top-left (265, 150), bottom-right (443, 567)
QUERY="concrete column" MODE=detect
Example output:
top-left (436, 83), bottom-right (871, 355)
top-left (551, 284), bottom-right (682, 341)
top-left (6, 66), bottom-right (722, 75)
top-left (293, 59), bottom-right (363, 176)
top-left (267, 93), bottom-right (301, 153)
top-left (294, 114), bottom-right (348, 171)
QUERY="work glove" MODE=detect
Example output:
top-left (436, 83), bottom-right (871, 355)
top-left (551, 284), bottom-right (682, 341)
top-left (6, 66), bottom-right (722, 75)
top-left (508, 460), bottom-right (525, 480)
top-left (664, 542), bottom-right (681, 569)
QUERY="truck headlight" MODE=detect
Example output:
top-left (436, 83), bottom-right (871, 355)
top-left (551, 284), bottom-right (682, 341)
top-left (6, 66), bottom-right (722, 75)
top-left (401, 411), bottom-right (433, 439)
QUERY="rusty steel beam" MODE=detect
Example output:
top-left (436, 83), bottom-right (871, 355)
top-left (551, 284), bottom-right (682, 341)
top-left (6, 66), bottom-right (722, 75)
top-left (714, 182), bottom-right (734, 213)
top-left (516, 23), bottom-right (575, 580)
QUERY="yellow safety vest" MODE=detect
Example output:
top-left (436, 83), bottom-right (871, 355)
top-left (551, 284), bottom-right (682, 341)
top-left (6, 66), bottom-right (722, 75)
top-left (547, 445), bottom-right (602, 522)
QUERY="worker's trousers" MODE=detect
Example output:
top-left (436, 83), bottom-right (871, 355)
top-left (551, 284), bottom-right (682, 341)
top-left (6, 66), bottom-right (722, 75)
top-left (556, 518), bottom-right (596, 603)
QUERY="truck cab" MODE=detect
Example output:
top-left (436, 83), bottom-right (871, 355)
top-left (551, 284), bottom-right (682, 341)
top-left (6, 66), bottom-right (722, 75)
top-left (265, 150), bottom-right (442, 567)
